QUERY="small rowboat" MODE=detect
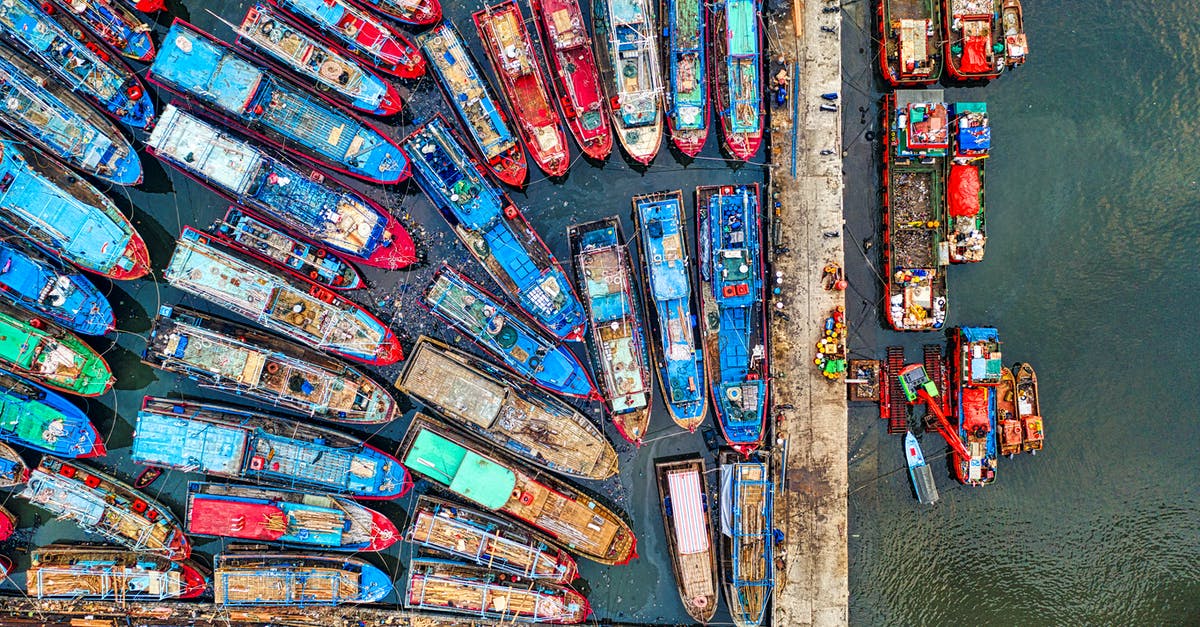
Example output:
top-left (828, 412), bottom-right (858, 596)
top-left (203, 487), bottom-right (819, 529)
top-left (997, 366), bottom-right (1021, 457)
top-left (904, 431), bottom-right (938, 505)
top-left (1000, 0), bottom-right (1027, 67)
top-left (1014, 362), bottom-right (1043, 453)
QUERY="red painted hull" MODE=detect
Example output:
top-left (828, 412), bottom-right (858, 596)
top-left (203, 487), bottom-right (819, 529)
top-left (475, 2), bottom-right (571, 178)
top-left (670, 125), bottom-right (708, 157)
top-left (353, 0), bottom-right (441, 26)
top-left (941, 0), bottom-right (1003, 81)
top-left (268, 0), bottom-right (425, 79)
top-left (529, 0), bottom-right (613, 160)
top-left (709, 3), bottom-right (763, 161)
top-left (876, 0), bottom-right (944, 86)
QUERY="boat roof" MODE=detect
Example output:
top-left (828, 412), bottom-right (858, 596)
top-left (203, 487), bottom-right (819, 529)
top-left (666, 466), bottom-right (709, 554)
top-left (400, 341), bottom-right (505, 428)
top-left (403, 428), bottom-right (515, 509)
top-left (417, 25), bottom-right (515, 158)
top-left (637, 194), bottom-right (690, 300)
top-left (155, 23), bottom-right (263, 113)
top-left (148, 106), bottom-right (263, 195)
top-left (132, 409), bottom-right (249, 476)
top-left (727, 0), bottom-right (758, 56)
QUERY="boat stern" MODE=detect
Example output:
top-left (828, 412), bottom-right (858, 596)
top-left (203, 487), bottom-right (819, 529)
top-left (367, 507), bottom-right (401, 551)
top-left (178, 560), bottom-right (209, 599)
top-left (365, 218), bottom-right (418, 269)
top-left (80, 424), bottom-right (108, 459)
top-left (356, 561), bottom-right (395, 602)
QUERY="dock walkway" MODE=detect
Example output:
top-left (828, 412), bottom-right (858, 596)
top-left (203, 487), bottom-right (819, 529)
top-left (766, 0), bottom-right (850, 625)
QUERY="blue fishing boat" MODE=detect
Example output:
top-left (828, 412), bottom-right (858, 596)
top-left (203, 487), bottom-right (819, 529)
top-left (21, 456), bottom-right (191, 560)
top-left (415, 22), bottom-right (528, 187)
top-left (697, 184), bottom-right (768, 455)
top-left (164, 226), bottom-right (402, 366)
top-left (147, 105), bottom-right (415, 269)
top-left (150, 19), bottom-right (409, 185)
top-left (423, 266), bottom-right (595, 399)
top-left (0, 239), bottom-right (113, 336)
top-left (0, 42), bottom-right (141, 186)
top-left (215, 206), bottom-right (364, 292)
top-left (0, 134), bottom-right (149, 280)
top-left (634, 191), bottom-right (706, 431)
top-left (0, 370), bottom-right (105, 458)
top-left (132, 396), bottom-right (412, 499)
top-left (711, 0), bottom-right (763, 160)
top-left (402, 117), bottom-right (586, 341)
top-left (663, 0), bottom-right (708, 156)
top-left (186, 482), bottom-right (400, 552)
top-left (718, 451), bottom-right (774, 627)
top-left (270, 0), bottom-right (425, 79)
top-left (568, 217), bottom-right (653, 445)
top-left (234, 3), bottom-right (403, 117)
top-left (0, 0), bottom-right (153, 128)
top-left (141, 305), bottom-right (400, 425)
top-left (905, 431), bottom-right (939, 505)
top-left (47, 0), bottom-right (155, 61)
top-left (214, 553), bottom-right (392, 606)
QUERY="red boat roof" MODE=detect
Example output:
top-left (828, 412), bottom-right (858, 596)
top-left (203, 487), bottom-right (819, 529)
top-left (189, 496), bottom-right (286, 541)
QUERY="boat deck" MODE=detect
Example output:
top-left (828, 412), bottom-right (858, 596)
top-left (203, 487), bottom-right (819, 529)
top-left (418, 26), bottom-right (514, 160)
top-left (0, 1), bottom-right (123, 101)
top-left (217, 567), bottom-right (357, 605)
top-left (580, 247), bottom-right (648, 413)
top-left (605, 0), bottom-right (659, 126)
top-left (132, 410), bottom-right (249, 476)
top-left (724, 460), bottom-right (773, 626)
top-left (407, 562), bottom-right (583, 621)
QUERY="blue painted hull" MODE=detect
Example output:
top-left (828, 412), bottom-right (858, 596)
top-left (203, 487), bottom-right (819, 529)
top-left (150, 20), bottom-right (409, 185)
top-left (0, 0), bottom-right (154, 128)
top-left (49, 0), bottom-right (155, 61)
top-left (664, 0), bottom-right (709, 155)
top-left (214, 553), bottom-right (393, 606)
top-left (634, 191), bottom-right (707, 429)
top-left (0, 369), bottom-right (104, 458)
top-left (697, 185), bottom-right (768, 454)
top-left (403, 117), bottom-right (586, 341)
top-left (424, 266), bottom-right (595, 399)
top-left (0, 239), bottom-right (114, 335)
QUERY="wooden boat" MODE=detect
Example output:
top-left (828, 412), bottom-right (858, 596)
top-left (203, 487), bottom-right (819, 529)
top-left (150, 19), bottom-right (409, 185)
top-left (946, 102), bottom-right (989, 263)
top-left (655, 456), bottom-right (718, 623)
top-left (48, 0), bottom-right (155, 62)
top-left (711, 0), bottom-right (762, 160)
top-left (592, 0), bottom-right (662, 163)
top-left (423, 266), bottom-right (596, 399)
top-left (399, 414), bottom-right (638, 565)
top-left (27, 545), bottom-right (207, 601)
top-left (568, 217), bottom-right (653, 445)
top-left (882, 91), bottom-right (949, 331)
top-left (396, 336), bottom-right (618, 481)
top-left (0, 441), bottom-right (28, 487)
top-left (0, 299), bottom-right (111, 397)
top-left (475, 0), bottom-right (570, 178)
top-left (0, 238), bottom-right (114, 335)
top-left (0, 132), bottom-right (148, 280)
top-left (997, 366), bottom-right (1021, 456)
top-left (0, 505), bottom-right (13, 541)
top-left (878, 0), bottom-right (943, 86)
top-left (951, 326), bottom-right (999, 485)
top-left (213, 552), bottom-right (392, 606)
top-left (662, 0), bottom-right (708, 156)
top-left (0, 0), bottom-right (154, 128)
top-left (405, 558), bottom-right (590, 623)
top-left (402, 117), bottom-right (585, 340)
top-left (415, 22), bottom-right (528, 187)
top-left (634, 191), bottom-right (707, 431)
top-left (269, 0), bottom-right (425, 79)
top-left (0, 370), bottom-right (104, 458)
top-left (357, 0), bottom-right (441, 26)
top-left (234, 3), bottom-right (403, 117)
top-left (904, 431), bottom-right (939, 505)
top-left (528, 0), bottom-right (613, 160)
top-left (406, 494), bottom-right (579, 584)
top-left (697, 185), bottom-right (769, 454)
top-left (718, 451), bottom-right (774, 627)
top-left (147, 105), bottom-right (416, 269)
top-left (186, 482), bottom-right (399, 551)
top-left (165, 226), bottom-right (401, 366)
top-left (133, 396), bottom-right (411, 499)
top-left (142, 306), bottom-right (400, 425)
top-left (1014, 362), bottom-right (1043, 453)
top-left (21, 457), bottom-right (191, 559)
top-left (943, 0), bottom-right (1002, 80)
top-left (1000, 0), bottom-right (1027, 67)
top-left (0, 43), bottom-right (141, 186)
top-left (214, 206), bottom-right (364, 292)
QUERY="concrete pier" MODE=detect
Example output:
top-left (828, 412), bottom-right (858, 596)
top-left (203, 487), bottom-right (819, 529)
top-left (766, 0), bottom-right (850, 625)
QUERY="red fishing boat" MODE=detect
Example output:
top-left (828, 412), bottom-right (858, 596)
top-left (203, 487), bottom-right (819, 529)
top-left (355, 0), bottom-right (441, 26)
top-left (878, 0), bottom-right (943, 86)
top-left (269, 0), bottom-right (425, 79)
top-left (942, 0), bottom-right (1002, 81)
top-left (528, 0), bottom-right (613, 160)
top-left (475, 0), bottom-right (570, 177)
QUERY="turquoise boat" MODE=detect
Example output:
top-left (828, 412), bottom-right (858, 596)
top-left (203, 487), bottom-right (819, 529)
top-left (0, 0), bottom-right (154, 128)
top-left (0, 369), bottom-right (105, 458)
top-left (0, 238), bottom-right (114, 335)
top-left (423, 266), bottom-right (595, 399)
top-left (150, 19), bottom-right (409, 185)
top-left (0, 42), bottom-right (141, 186)
top-left (711, 0), bottom-right (763, 160)
top-left (402, 117), bottom-right (586, 341)
top-left (147, 105), bottom-right (415, 269)
top-left (664, 0), bottom-right (708, 155)
top-left (697, 185), bottom-right (768, 455)
top-left (634, 191), bottom-right (707, 431)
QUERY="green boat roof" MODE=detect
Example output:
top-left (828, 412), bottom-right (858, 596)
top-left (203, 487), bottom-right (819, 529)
top-left (404, 429), bottom-right (514, 510)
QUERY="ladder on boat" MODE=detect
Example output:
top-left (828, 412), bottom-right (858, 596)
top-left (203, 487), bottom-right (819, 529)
top-left (922, 344), bottom-right (947, 432)
top-left (883, 346), bottom-right (907, 435)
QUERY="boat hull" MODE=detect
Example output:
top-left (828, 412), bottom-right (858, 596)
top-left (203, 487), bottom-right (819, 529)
top-left (711, 0), bottom-right (762, 161)
top-left (0, 299), bottom-right (112, 397)
top-left (405, 558), bottom-right (591, 623)
top-left (0, 371), bottom-right (105, 458)
top-left (1014, 362), bottom-right (1043, 452)
top-left (214, 553), bottom-right (393, 606)
top-left (663, 0), bottom-right (709, 156)
top-left (269, 0), bottom-right (426, 79)
top-left (592, 0), bottom-right (663, 164)
top-left (357, 0), bottom-right (441, 26)
top-left (942, 0), bottom-right (1003, 81)
top-left (0, 239), bottom-right (115, 335)
top-left (718, 451), bottom-right (774, 627)
top-left (49, 0), bottom-right (156, 62)
top-left (950, 327), bottom-right (999, 486)
top-left (877, 0), bottom-right (944, 86)
top-left (655, 457), bottom-right (718, 623)
top-left (215, 206), bottom-right (365, 291)
top-left (28, 545), bottom-right (208, 600)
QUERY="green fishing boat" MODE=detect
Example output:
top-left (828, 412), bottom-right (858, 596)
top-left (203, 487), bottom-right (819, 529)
top-left (0, 300), bottom-right (112, 396)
